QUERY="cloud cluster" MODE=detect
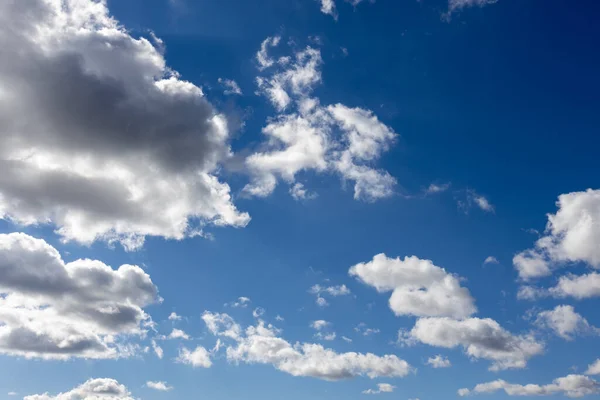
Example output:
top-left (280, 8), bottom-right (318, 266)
top-left (402, 317), bottom-right (544, 371)
top-left (202, 312), bottom-right (412, 381)
top-left (514, 189), bottom-right (600, 280)
top-left (246, 40), bottom-right (397, 201)
top-left (177, 346), bottom-right (212, 368)
top-left (24, 378), bottom-right (134, 400)
top-left (309, 284), bottom-right (351, 307)
top-left (0, 232), bottom-right (159, 359)
top-left (0, 0), bottom-right (250, 250)
top-left (458, 374), bottom-right (599, 398)
top-left (350, 254), bottom-right (476, 318)
top-left (535, 305), bottom-right (599, 340)
top-left (427, 355), bottom-right (451, 368)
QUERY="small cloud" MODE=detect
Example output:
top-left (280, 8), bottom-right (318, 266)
top-left (253, 307), bottom-right (266, 318)
top-left (458, 189), bottom-right (495, 214)
top-left (427, 354), bottom-right (452, 368)
top-left (355, 322), bottom-right (380, 336)
top-left (362, 383), bottom-right (396, 395)
top-left (290, 183), bottom-right (317, 200)
top-left (342, 336), bottom-right (353, 343)
top-left (7, 392), bottom-right (17, 396)
top-left (218, 78), bottom-right (243, 96)
top-left (168, 312), bottom-right (182, 321)
top-left (275, 315), bottom-right (285, 321)
top-left (483, 256), bottom-right (499, 265)
top-left (426, 182), bottom-right (451, 194)
top-left (226, 297), bottom-right (251, 308)
top-left (146, 381), bottom-right (173, 391)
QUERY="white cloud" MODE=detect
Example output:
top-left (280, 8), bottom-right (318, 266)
top-left (426, 183), bottom-right (451, 194)
top-left (483, 256), bottom-right (499, 265)
top-left (519, 272), bottom-right (600, 301)
top-left (290, 183), bottom-right (317, 200)
top-left (0, 232), bottom-right (159, 360)
top-left (201, 311), bottom-right (242, 340)
top-left (167, 328), bottom-right (190, 340)
top-left (146, 381), bottom-right (173, 391)
top-left (311, 320), bottom-right (331, 330)
top-left (349, 254), bottom-right (476, 318)
top-left (168, 312), bottom-right (182, 321)
top-left (404, 317), bottom-right (544, 371)
top-left (218, 78), bottom-right (243, 95)
top-left (253, 307), bottom-right (266, 318)
top-left (342, 336), bottom-right (353, 343)
top-left (514, 189), bottom-right (600, 280)
top-left (176, 346), bottom-right (212, 368)
top-left (535, 305), bottom-right (598, 340)
top-left (24, 378), bottom-right (134, 400)
top-left (257, 36), bottom-right (281, 70)
top-left (363, 383), bottom-right (396, 394)
top-left (427, 355), bottom-right (451, 368)
top-left (309, 284), bottom-right (351, 307)
top-left (458, 374), bottom-right (599, 398)
top-left (0, 0), bottom-right (250, 250)
top-left (205, 314), bottom-right (412, 381)
top-left (246, 42), bottom-right (397, 202)
top-left (7, 392), bottom-right (17, 396)
top-left (320, 0), bottom-right (338, 20)
top-left (458, 190), bottom-right (495, 213)
top-left (586, 359), bottom-right (600, 375)
top-left (151, 340), bottom-right (164, 359)
top-left (355, 323), bottom-right (380, 336)
top-left (227, 297), bottom-right (251, 308)
top-left (276, 315), bottom-right (285, 322)
top-left (448, 0), bottom-right (498, 13)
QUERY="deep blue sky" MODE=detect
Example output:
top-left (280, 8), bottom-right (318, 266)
top-left (1, 0), bottom-right (599, 399)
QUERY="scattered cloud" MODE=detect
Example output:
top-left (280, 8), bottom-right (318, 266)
top-left (320, 0), bottom-right (338, 20)
top-left (218, 78), bottom-right (243, 95)
top-left (152, 340), bottom-right (164, 359)
top-left (342, 336), bottom-right (353, 343)
top-left (458, 374), bottom-right (599, 398)
top-left (146, 381), bottom-right (173, 391)
top-left (0, 0), bottom-right (250, 250)
top-left (355, 323), bottom-right (381, 336)
top-left (309, 284), bottom-right (351, 307)
top-left (518, 272), bottom-right (600, 301)
top-left (586, 359), bottom-right (600, 375)
top-left (226, 297), bottom-right (252, 308)
top-left (201, 312), bottom-right (242, 340)
top-left (514, 189), bottom-right (600, 280)
top-left (168, 312), bottom-right (182, 321)
top-left (535, 305), bottom-right (599, 340)
top-left (204, 314), bottom-right (412, 381)
top-left (402, 317), bottom-right (544, 371)
top-left (426, 183), bottom-right (451, 194)
top-left (458, 190), bottom-right (495, 214)
top-left (246, 41), bottom-right (397, 201)
top-left (363, 383), bottom-right (396, 394)
top-left (256, 36), bottom-right (282, 70)
top-left (176, 346), bottom-right (212, 368)
top-left (448, 0), bottom-right (498, 14)
top-left (24, 378), bottom-right (134, 400)
top-left (290, 183), bottom-right (317, 200)
top-left (0, 232), bottom-right (159, 360)
top-left (166, 328), bottom-right (191, 340)
top-left (426, 355), bottom-right (451, 368)
top-left (350, 254), bottom-right (476, 318)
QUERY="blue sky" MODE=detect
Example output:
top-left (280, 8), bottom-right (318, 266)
top-left (0, 0), bottom-right (599, 399)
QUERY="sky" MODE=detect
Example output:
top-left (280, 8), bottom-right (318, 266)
top-left (0, 0), bottom-right (599, 399)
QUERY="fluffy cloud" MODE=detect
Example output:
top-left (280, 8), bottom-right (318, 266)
top-left (483, 256), bottom-right (499, 265)
top-left (204, 314), bottom-right (412, 381)
top-left (166, 328), bottom-right (190, 340)
top-left (426, 355), bottom-right (451, 368)
top-left (362, 383), bottom-right (396, 395)
top-left (350, 254), bottom-right (476, 318)
top-left (176, 346), bottom-right (212, 368)
top-left (320, 0), bottom-right (338, 20)
top-left (0, 0), bottom-right (249, 250)
top-left (519, 272), bottom-right (600, 301)
top-left (146, 381), bottom-right (173, 391)
top-left (24, 378), bottom-right (134, 400)
top-left (403, 317), bottom-right (544, 371)
top-left (246, 41), bottom-right (397, 201)
top-left (0, 232), bottom-right (159, 359)
top-left (458, 374), bottom-right (599, 398)
top-left (168, 312), bottom-right (182, 321)
top-left (201, 311), bottom-right (242, 340)
top-left (586, 359), bottom-right (600, 375)
top-left (535, 305), bottom-right (598, 340)
top-left (514, 189), bottom-right (600, 280)
top-left (290, 183), bottom-right (317, 200)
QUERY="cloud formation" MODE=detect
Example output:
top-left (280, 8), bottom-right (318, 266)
top-left (535, 305), bottom-right (598, 340)
top-left (246, 41), bottom-right (397, 201)
top-left (0, 0), bottom-right (250, 250)
top-left (203, 313), bottom-right (412, 381)
top-left (0, 233), bottom-right (159, 359)
top-left (350, 254), bottom-right (476, 318)
top-left (458, 374), bottom-right (599, 398)
top-left (24, 378), bottom-right (134, 400)
top-left (403, 317), bottom-right (544, 371)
